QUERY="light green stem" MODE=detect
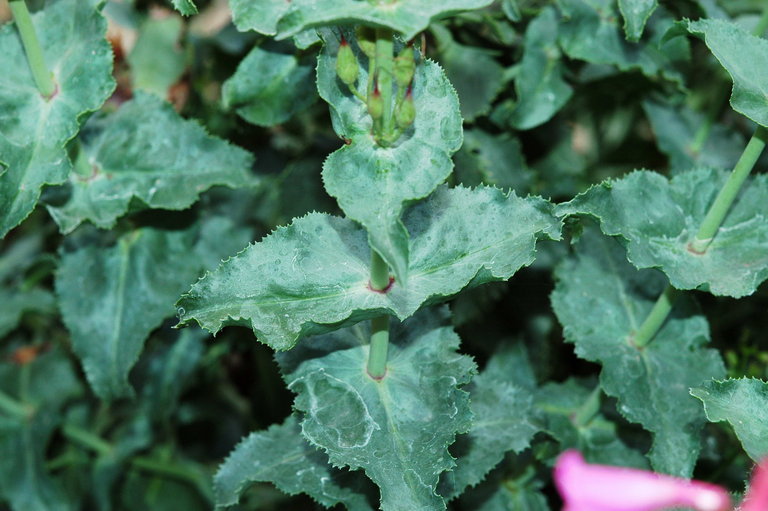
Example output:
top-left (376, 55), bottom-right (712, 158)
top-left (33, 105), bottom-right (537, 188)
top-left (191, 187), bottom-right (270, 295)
top-left (62, 423), bottom-right (113, 456)
top-left (370, 250), bottom-right (390, 291)
top-left (368, 251), bottom-right (391, 379)
top-left (374, 28), bottom-right (394, 144)
top-left (573, 385), bottom-right (601, 427)
top-left (690, 125), bottom-right (768, 253)
top-left (632, 286), bottom-right (680, 348)
top-left (9, 0), bottom-right (56, 98)
top-left (367, 316), bottom-right (390, 380)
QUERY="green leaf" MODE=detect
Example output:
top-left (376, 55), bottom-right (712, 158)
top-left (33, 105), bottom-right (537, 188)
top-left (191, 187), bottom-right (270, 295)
top-left (458, 464), bottom-right (550, 511)
top-left (555, 0), bottom-right (688, 83)
top-left (222, 41), bottom-right (317, 127)
top-left (0, 288), bottom-right (55, 338)
top-left (431, 24), bottom-right (504, 122)
top-left (56, 220), bottom-right (246, 400)
top-left (502, 0), bottom-right (522, 22)
top-left (642, 97), bottom-right (745, 173)
top-left (691, 378), bottom-right (768, 462)
top-left (684, 19), bottom-right (768, 127)
top-left (0, 347), bottom-right (83, 410)
top-left (177, 185), bottom-right (560, 350)
top-left (282, 308), bottom-right (476, 511)
top-left (141, 329), bottom-right (206, 422)
top-left (534, 378), bottom-right (647, 468)
top-left (0, 0), bottom-right (115, 237)
top-left (453, 130), bottom-right (531, 193)
top-left (318, 32), bottom-right (463, 283)
top-left (618, 0), bottom-right (657, 42)
top-left (229, 0), bottom-right (494, 40)
top-left (508, 7), bottom-right (572, 130)
top-left (557, 168), bottom-right (768, 297)
top-left (214, 414), bottom-right (374, 510)
top-left (46, 93), bottom-right (254, 233)
top-left (0, 411), bottom-right (72, 511)
top-left (169, 0), bottom-right (198, 16)
top-left (127, 16), bottom-right (186, 97)
top-left (440, 351), bottom-right (540, 500)
top-left (551, 228), bottom-right (725, 476)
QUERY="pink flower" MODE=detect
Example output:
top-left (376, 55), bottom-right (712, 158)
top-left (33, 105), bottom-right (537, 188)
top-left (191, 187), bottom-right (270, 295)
top-left (554, 450), bottom-right (731, 511)
top-left (740, 458), bottom-right (768, 511)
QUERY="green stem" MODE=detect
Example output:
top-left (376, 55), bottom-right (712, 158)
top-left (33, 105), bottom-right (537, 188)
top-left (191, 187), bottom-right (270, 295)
top-left (632, 285), bottom-right (680, 348)
top-left (347, 83), bottom-right (367, 103)
top-left (367, 316), bottom-right (390, 380)
top-left (0, 390), bottom-right (32, 419)
top-left (61, 423), bottom-right (113, 456)
top-left (9, 0), bottom-right (56, 98)
top-left (370, 250), bottom-right (390, 291)
top-left (573, 385), bottom-right (601, 427)
top-left (368, 251), bottom-right (391, 380)
top-left (690, 125), bottom-right (768, 253)
top-left (374, 28), bottom-right (394, 144)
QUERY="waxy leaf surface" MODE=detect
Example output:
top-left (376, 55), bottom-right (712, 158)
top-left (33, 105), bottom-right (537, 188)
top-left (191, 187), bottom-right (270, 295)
top-left (557, 169), bottom-right (768, 297)
top-left (127, 16), bottom-right (186, 97)
top-left (0, 0), bottom-right (115, 237)
top-left (223, 41), bottom-right (317, 127)
top-left (318, 33), bottom-right (463, 282)
top-left (176, 186), bottom-right (560, 350)
top-left (685, 19), bottom-right (768, 127)
top-left (47, 93), bottom-right (254, 233)
top-left (618, 0), bottom-right (657, 42)
top-left (229, 0), bottom-right (493, 40)
top-left (57, 219), bottom-right (250, 400)
top-left (440, 351), bottom-right (540, 500)
top-left (214, 414), bottom-right (373, 510)
top-left (551, 229), bottom-right (725, 476)
top-left (453, 130), bottom-right (531, 193)
top-left (691, 378), bottom-right (768, 461)
top-left (281, 308), bottom-right (475, 511)
top-left (508, 7), bottom-right (572, 130)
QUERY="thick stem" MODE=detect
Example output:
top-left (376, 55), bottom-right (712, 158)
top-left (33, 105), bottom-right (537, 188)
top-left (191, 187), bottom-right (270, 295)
top-left (367, 315), bottom-right (390, 380)
top-left (632, 285), bottom-right (680, 348)
top-left (9, 0), bottom-right (55, 98)
top-left (374, 28), bottom-right (394, 143)
top-left (690, 125), bottom-right (768, 253)
top-left (368, 250), bottom-right (391, 380)
top-left (370, 250), bottom-right (390, 291)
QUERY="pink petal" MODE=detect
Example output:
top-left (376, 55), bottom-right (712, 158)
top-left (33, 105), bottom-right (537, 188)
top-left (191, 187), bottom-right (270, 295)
top-left (554, 450), bottom-right (731, 511)
top-left (740, 458), bottom-right (768, 511)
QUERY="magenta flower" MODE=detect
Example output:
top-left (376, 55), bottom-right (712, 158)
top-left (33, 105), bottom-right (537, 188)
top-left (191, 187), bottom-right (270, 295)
top-left (554, 450), bottom-right (731, 511)
top-left (740, 458), bottom-right (768, 511)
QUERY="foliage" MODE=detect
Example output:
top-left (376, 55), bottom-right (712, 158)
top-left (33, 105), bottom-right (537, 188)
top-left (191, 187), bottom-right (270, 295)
top-left (1, 0), bottom-right (768, 510)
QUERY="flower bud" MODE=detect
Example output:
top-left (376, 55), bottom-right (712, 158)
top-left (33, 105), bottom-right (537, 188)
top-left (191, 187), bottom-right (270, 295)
top-left (394, 45), bottom-right (415, 89)
top-left (336, 36), bottom-right (358, 86)
top-left (368, 84), bottom-right (383, 120)
top-left (355, 26), bottom-right (376, 59)
top-left (395, 89), bottom-right (415, 129)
